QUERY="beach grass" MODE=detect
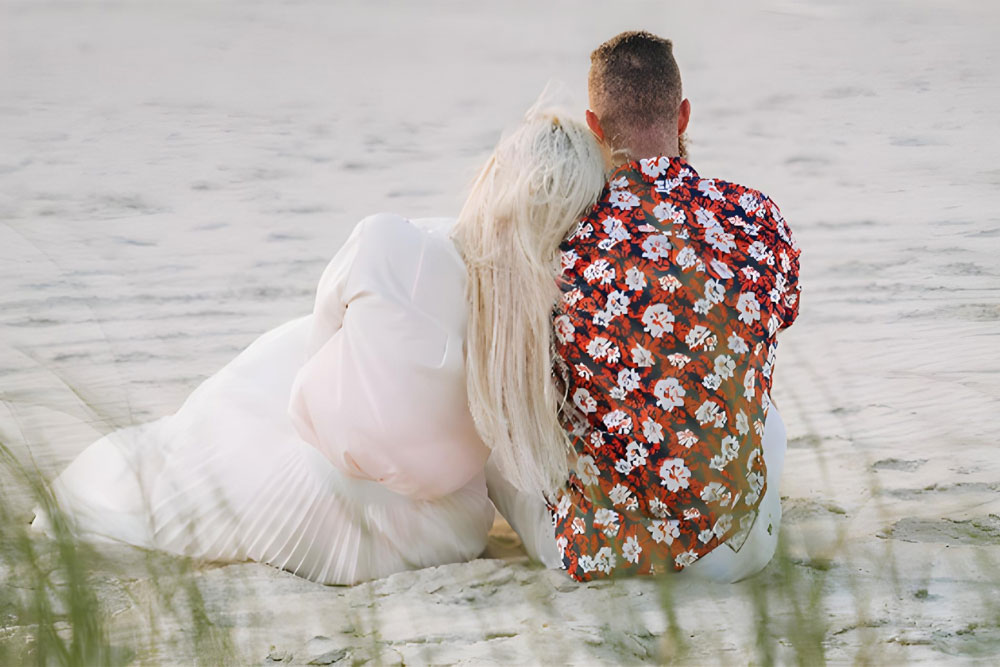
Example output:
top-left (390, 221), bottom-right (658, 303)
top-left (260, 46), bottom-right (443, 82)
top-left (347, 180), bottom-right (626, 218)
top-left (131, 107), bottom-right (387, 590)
top-left (0, 440), bottom-right (240, 667)
top-left (5, 421), bottom-right (998, 666)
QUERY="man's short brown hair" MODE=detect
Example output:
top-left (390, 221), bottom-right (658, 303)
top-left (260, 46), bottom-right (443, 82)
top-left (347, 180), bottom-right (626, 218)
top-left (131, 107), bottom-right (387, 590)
top-left (589, 31), bottom-right (682, 140)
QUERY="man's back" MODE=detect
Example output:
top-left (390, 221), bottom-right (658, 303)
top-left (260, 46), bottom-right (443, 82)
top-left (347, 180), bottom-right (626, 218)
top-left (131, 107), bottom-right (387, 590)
top-left (552, 155), bottom-right (800, 580)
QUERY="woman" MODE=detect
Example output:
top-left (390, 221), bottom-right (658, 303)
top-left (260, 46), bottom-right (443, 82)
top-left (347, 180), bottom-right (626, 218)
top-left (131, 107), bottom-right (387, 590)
top-left (32, 105), bottom-right (607, 586)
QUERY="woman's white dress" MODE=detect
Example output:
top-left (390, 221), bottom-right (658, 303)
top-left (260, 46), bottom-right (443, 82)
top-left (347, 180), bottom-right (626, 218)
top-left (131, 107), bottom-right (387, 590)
top-left (32, 214), bottom-right (495, 585)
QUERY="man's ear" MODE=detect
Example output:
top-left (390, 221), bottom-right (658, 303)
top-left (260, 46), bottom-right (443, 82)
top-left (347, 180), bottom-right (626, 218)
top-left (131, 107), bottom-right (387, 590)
top-left (677, 98), bottom-right (691, 135)
top-left (585, 109), bottom-right (606, 142)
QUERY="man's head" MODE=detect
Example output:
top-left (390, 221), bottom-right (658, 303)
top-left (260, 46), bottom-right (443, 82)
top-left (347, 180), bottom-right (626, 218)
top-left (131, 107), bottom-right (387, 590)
top-left (586, 30), bottom-right (691, 164)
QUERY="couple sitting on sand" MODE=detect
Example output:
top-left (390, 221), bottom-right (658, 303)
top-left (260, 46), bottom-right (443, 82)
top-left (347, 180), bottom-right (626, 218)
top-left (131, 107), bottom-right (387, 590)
top-left (35, 31), bottom-right (801, 585)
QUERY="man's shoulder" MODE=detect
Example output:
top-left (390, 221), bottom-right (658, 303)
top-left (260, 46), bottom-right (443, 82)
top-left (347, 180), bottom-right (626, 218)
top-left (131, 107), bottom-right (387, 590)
top-left (697, 173), bottom-right (770, 198)
top-left (585, 158), bottom-right (782, 220)
top-left (560, 159), bottom-right (798, 276)
top-left (697, 173), bottom-right (779, 209)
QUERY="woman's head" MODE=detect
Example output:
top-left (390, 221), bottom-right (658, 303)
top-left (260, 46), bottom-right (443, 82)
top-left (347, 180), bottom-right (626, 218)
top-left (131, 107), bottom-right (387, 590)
top-left (452, 105), bottom-right (605, 498)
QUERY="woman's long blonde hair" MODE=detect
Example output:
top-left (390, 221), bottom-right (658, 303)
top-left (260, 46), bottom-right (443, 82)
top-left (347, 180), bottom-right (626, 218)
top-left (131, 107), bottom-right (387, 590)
top-left (452, 104), bottom-right (606, 499)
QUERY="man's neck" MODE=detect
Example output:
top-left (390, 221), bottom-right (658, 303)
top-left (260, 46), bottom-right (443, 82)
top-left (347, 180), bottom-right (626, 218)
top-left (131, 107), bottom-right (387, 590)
top-left (608, 134), bottom-right (680, 169)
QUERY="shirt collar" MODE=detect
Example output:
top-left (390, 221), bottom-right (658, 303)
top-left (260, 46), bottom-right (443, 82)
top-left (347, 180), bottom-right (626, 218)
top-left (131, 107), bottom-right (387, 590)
top-left (609, 155), bottom-right (699, 186)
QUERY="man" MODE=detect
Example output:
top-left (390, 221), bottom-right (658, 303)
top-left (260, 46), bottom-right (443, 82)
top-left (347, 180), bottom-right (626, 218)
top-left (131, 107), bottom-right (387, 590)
top-left (489, 30), bottom-right (801, 582)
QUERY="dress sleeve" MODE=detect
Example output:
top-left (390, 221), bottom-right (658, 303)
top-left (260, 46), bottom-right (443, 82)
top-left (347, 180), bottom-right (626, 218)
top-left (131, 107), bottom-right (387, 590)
top-left (287, 215), bottom-right (488, 499)
top-left (287, 219), bottom-right (368, 467)
top-left (304, 218), bottom-right (369, 355)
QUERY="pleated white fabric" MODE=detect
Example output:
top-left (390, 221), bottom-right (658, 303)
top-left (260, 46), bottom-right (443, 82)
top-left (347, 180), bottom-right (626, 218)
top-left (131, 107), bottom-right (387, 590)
top-left (33, 215), bottom-right (495, 585)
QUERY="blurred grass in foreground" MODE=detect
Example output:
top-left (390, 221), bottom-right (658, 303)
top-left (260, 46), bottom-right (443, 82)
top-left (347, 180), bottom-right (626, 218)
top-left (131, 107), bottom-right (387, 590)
top-left (0, 441), bottom-right (238, 667)
top-left (2, 387), bottom-right (998, 664)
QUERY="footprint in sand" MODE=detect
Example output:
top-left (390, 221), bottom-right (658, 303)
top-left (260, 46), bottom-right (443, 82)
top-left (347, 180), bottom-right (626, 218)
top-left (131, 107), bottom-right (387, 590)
top-left (872, 458), bottom-right (928, 472)
top-left (878, 515), bottom-right (1000, 545)
top-left (782, 498), bottom-right (848, 523)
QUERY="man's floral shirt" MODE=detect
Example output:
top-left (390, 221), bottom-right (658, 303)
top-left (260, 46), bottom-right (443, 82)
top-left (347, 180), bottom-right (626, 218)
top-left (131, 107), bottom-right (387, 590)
top-left (550, 156), bottom-right (801, 580)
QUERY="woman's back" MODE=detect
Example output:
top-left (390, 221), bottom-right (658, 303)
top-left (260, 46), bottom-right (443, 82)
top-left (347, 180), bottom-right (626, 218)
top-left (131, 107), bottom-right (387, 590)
top-left (291, 214), bottom-right (489, 499)
top-left (35, 215), bottom-right (495, 585)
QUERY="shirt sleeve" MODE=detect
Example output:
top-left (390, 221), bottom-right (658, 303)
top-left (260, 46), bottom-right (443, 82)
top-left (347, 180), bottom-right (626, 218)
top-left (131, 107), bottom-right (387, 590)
top-left (763, 197), bottom-right (802, 331)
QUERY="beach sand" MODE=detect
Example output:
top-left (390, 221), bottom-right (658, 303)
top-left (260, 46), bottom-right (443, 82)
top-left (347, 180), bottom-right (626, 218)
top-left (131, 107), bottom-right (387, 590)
top-left (2, 0), bottom-right (999, 663)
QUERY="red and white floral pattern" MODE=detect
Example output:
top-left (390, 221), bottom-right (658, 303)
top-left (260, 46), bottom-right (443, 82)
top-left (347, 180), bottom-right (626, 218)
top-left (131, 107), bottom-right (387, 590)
top-left (551, 156), bottom-right (801, 580)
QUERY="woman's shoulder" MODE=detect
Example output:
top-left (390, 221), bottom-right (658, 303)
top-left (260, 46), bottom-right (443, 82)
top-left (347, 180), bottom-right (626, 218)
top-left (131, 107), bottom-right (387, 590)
top-left (345, 214), bottom-right (464, 291)
top-left (353, 212), bottom-right (416, 245)
top-left (354, 213), bottom-right (454, 239)
top-left (353, 213), bottom-right (460, 262)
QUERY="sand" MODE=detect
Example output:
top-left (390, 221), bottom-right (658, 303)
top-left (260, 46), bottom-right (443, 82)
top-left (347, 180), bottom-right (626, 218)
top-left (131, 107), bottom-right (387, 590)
top-left (2, 0), bottom-right (999, 663)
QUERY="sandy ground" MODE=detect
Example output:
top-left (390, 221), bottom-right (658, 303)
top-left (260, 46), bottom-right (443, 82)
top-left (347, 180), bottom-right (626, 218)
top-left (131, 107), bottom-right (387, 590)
top-left (2, 0), bottom-right (999, 664)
